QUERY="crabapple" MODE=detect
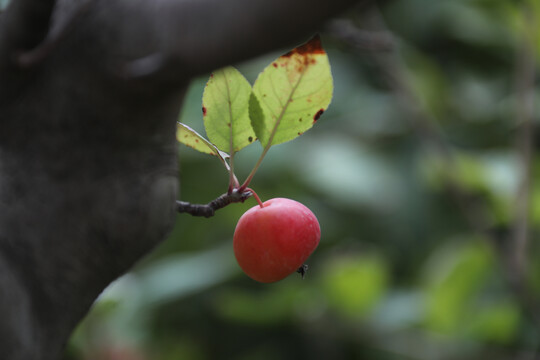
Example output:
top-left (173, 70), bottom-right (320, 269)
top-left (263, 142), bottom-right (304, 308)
top-left (233, 198), bottom-right (321, 283)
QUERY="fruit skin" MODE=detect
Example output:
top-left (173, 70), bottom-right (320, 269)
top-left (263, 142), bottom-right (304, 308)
top-left (233, 198), bottom-right (321, 283)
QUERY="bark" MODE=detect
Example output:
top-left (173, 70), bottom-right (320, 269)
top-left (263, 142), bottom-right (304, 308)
top-left (0, 0), bottom-right (361, 359)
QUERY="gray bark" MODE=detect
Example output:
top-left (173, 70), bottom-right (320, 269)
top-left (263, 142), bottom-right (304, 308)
top-left (0, 0), bottom-right (360, 358)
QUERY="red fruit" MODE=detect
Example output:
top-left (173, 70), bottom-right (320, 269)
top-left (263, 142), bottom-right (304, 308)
top-left (233, 198), bottom-right (321, 283)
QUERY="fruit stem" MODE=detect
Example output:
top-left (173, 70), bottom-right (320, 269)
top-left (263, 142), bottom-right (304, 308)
top-left (245, 187), bottom-right (264, 208)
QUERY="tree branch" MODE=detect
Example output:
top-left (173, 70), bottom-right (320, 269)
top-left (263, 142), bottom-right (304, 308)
top-left (120, 0), bottom-right (363, 82)
top-left (0, 0), bottom-right (56, 62)
top-left (15, 0), bottom-right (93, 68)
top-left (0, 1), bottom-right (370, 358)
top-left (176, 189), bottom-right (252, 217)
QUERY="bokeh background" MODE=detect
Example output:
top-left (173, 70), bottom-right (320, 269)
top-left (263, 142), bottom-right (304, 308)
top-left (64, 1), bottom-right (540, 359)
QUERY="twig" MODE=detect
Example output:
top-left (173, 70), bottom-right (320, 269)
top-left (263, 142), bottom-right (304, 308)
top-left (327, 14), bottom-right (494, 236)
top-left (510, 1), bottom-right (536, 282)
top-left (506, 0), bottom-right (539, 326)
top-left (176, 189), bottom-right (252, 218)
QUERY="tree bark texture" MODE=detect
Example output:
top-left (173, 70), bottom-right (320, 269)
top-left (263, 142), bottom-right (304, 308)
top-left (0, 0), bottom-right (360, 359)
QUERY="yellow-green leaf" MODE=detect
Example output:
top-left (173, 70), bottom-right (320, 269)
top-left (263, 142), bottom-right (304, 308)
top-left (202, 67), bottom-right (256, 153)
top-left (176, 122), bottom-right (231, 171)
top-left (250, 35), bottom-right (333, 148)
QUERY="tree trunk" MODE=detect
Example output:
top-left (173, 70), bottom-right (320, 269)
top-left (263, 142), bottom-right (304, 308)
top-left (0, 0), bottom-right (360, 359)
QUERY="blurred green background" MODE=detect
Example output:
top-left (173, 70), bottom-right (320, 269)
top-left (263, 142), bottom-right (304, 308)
top-left (65, 0), bottom-right (540, 359)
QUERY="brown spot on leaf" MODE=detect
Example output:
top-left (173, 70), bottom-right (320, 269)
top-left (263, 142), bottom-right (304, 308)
top-left (298, 132), bottom-right (304, 136)
top-left (299, 118), bottom-right (303, 122)
top-left (248, 136), bottom-right (253, 143)
top-left (282, 35), bottom-right (325, 57)
top-left (272, 62), bottom-right (278, 68)
top-left (202, 106), bottom-right (207, 115)
top-left (314, 109), bottom-right (324, 122)
top-left (195, 139), bottom-right (199, 143)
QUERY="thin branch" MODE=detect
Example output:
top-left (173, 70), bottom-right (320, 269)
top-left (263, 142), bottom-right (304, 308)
top-left (505, 0), bottom-right (539, 328)
top-left (327, 15), bottom-right (494, 236)
top-left (510, 1), bottom-right (537, 282)
top-left (176, 189), bottom-right (252, 218)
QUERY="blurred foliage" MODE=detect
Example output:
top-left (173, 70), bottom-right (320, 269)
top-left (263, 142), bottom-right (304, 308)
top-left (65, 0), bottom-right (540, 359)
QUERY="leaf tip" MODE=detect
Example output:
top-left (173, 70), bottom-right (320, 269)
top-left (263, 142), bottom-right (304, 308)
top-left (283, 34), bottom-right (325, 58)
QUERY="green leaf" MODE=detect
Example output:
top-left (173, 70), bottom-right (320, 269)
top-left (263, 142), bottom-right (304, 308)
top-left (322, 254), bottom-right (388, 318)
top-left (250, 35), bottom-right (333, 148)
top-left (469, 301), bottom-right (520, 344)
top-left (424, 240), bottom-right (494, 333)
top-left (202, 67), bottom-right (256, 153)
top-left (176, 122), bottom-right (231, 171)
